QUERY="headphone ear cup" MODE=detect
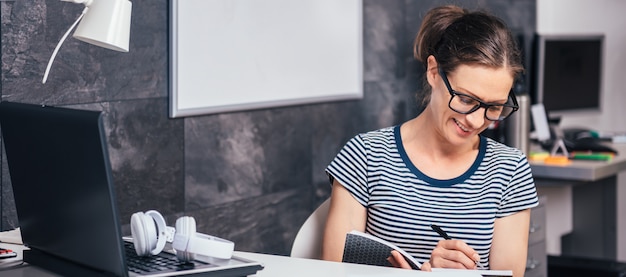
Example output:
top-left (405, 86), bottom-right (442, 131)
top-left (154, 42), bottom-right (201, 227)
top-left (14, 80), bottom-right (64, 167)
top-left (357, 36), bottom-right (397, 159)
top-left (174, 216), bottom-right (196, 262)
top-left (144, 213), bottom-right (158, 252)
top-left (130, 212), bottom-right (150, 256)
top-left (130, 211), bottom-right (161, 256)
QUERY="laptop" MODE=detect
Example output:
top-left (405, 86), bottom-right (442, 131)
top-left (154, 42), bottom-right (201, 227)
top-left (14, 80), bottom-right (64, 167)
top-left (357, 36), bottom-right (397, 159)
top-left (0, 101), bottom-right (264, 277)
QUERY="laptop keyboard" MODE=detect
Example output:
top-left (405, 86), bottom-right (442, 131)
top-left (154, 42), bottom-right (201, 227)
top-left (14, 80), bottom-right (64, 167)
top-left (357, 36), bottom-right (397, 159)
top-left (124, 241), bottom-right (212, 274)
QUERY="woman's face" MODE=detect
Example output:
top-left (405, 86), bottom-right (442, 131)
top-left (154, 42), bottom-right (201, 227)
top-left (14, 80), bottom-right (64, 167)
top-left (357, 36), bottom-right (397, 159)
top-left (428, 61), bottom-right (514, 146)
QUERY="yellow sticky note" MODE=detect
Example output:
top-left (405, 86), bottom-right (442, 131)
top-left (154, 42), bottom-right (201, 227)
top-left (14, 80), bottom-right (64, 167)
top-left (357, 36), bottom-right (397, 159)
top-left (529, 152), bottom-right (550, 161)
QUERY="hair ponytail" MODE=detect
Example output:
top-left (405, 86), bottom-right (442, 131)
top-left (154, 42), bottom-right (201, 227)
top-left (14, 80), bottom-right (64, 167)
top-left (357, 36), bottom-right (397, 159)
top-left (413, 5), bottom-right (466, 64)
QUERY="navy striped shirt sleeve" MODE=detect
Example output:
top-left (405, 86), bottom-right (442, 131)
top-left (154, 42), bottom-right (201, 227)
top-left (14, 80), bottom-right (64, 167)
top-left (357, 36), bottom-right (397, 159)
top-left (326, 135), bottom-right (370, 206)
top-left (497, 154), bottom-right (538, 217)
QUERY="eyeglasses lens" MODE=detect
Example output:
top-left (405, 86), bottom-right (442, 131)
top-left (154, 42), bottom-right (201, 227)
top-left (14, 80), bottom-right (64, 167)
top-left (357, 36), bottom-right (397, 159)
top-left (449, 94), bottom-right (514, 121)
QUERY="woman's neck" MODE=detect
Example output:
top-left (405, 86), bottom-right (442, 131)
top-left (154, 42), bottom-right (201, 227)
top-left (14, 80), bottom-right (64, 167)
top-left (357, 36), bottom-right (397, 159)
top-left (400, 114), bottom-right (481, 180)
top-left (401, 113), bottom-right (479, 158)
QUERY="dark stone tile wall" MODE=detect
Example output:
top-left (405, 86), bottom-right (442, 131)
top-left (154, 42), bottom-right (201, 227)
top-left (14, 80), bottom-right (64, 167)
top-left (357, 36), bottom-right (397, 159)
top-left (0, 0), bottom-right (535, 256)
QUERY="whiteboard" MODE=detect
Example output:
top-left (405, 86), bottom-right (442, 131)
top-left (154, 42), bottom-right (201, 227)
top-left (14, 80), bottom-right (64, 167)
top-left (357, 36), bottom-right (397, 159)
top-left (169, 0), bottom-right (363, 117)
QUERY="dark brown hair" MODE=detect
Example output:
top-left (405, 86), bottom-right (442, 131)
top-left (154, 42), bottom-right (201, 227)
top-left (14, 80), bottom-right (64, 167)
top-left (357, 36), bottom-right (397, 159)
top-left (413, 5), bottom-right (523, 106)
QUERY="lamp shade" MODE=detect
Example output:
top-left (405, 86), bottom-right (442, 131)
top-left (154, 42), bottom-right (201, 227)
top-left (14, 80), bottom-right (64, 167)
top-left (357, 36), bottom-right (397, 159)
top-left (73, 0), bottom-right (132, 52)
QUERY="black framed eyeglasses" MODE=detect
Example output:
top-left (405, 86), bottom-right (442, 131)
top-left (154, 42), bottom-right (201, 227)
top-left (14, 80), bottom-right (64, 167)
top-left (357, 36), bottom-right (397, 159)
top-left (438, 67), bottom-right (519, 121)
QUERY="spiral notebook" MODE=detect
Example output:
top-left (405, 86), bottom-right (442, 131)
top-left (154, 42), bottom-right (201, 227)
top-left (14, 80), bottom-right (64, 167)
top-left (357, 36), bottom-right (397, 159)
top-left (342, 230), bottom-right (421, 270)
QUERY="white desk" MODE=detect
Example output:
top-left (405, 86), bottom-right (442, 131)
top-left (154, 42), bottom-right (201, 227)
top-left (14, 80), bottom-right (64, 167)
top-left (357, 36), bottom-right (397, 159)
top-left (529, 143), bottom-right (626, 260)
top-left (0, 242), bottom-right (482, 277)
top-left (235, 252), bottom-right (481, 277)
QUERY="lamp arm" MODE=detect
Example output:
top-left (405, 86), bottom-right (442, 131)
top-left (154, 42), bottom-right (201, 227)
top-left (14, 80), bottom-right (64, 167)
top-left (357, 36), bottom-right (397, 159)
top-left (42, 7), bottom-right (88, 84)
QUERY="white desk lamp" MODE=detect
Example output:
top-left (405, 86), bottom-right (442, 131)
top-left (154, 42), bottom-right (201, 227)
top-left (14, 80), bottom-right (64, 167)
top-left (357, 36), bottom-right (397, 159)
top-left (42, 0), bottom-right (132, 84)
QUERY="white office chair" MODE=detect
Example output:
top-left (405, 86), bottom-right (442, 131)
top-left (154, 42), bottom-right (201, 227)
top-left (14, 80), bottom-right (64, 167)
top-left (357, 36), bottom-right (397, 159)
top-left (290, 198), bottom-right (330, 259)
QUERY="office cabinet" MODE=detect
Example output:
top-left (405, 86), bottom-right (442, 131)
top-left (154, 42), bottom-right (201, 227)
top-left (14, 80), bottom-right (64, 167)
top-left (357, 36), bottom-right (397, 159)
top-left (525, 196), bottom-right (547, 277)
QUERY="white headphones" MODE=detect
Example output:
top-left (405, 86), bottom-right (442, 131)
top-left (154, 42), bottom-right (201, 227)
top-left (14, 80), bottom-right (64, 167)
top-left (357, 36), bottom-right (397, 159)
top-left (130, 210), bottom-right (235, 262)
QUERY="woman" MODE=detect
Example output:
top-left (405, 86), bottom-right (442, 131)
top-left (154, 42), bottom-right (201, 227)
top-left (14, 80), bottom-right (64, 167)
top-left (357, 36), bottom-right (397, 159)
top-left (321, 5), bottom-right (538, 277)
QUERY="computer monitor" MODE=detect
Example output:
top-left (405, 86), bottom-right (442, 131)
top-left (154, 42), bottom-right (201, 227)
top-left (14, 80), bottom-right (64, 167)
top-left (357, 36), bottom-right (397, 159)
top-left (532, 34), bottom-right (604, 116)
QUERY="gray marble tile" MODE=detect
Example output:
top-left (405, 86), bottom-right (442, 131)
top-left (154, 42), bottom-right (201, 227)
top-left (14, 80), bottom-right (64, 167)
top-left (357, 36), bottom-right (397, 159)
top-left (184, 188), bottom-right (312, 255)
top-left (360, 79), bottom-right (420, 132)
top-left (105, 99), bottom-right (185, 223)
top-left (184, 106), bottom-right (312, 210)
top-left (363, 0), bottom-right (406, 82)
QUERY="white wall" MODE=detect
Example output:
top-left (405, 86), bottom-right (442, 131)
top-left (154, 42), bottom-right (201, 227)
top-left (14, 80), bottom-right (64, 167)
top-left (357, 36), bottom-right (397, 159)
top-left (537, 0), bottom-right (626, 260)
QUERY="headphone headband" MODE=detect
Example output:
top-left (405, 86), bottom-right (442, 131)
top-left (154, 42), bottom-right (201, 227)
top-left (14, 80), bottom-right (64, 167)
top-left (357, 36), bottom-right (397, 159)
top-left (144, 210), bottom-right (168, 255)
top-left (173, 231), bottom-right (235, 260)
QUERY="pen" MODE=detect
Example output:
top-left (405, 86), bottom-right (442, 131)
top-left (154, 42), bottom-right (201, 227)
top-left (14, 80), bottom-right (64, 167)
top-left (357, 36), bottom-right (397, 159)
top-left (430, 224), bottom-right (486, 270)
top-left (431, 224), bottom-right (451, 240)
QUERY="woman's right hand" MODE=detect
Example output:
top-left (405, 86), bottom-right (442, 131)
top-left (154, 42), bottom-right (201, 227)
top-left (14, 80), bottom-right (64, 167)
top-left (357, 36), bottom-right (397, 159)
top-left (428, 239), bottom-right (481, 269)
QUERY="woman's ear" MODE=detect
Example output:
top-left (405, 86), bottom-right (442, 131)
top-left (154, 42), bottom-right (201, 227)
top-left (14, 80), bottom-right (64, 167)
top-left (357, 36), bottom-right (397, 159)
top-left (425, 55), bottom-right (439, 87)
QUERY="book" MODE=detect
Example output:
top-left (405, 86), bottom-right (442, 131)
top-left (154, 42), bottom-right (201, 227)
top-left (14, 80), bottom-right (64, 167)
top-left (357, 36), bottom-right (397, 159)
top-left (341, 230), bottom-right (513, 276)
top-left (342, 230), bottom-right (421, 270)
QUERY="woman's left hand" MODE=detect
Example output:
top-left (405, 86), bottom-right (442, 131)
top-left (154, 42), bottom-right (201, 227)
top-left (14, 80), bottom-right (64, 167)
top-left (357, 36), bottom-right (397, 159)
top-left (387, 250), bottom-right (432, 271)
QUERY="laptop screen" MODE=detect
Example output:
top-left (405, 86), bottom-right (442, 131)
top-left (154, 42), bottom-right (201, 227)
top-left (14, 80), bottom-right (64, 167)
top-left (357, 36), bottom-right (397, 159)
top-left (0, 102), bottom-right (128, 276)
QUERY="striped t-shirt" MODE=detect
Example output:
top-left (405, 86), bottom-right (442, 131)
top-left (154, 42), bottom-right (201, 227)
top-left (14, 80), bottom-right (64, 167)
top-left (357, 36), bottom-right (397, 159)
top-left (326, 125), bottom-right (538, 267)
